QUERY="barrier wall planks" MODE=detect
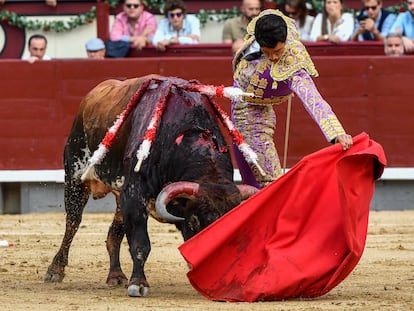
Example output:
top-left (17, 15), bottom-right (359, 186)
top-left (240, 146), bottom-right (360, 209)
top-left (0, 56), bottom-right (413, 170)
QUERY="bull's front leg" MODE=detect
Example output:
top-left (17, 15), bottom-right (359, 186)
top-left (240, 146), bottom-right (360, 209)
top-left (106, 196), bottom-right (128, 286)
top-left (121, 192), bottom-right (151, 297)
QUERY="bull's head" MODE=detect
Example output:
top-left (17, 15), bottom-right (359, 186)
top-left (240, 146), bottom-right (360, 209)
top-left (155, 181), bottom-right (259, 240)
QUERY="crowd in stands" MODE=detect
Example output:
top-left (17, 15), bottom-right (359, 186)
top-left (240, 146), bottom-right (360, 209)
top-left (14, 0), bottom-right (414, 61)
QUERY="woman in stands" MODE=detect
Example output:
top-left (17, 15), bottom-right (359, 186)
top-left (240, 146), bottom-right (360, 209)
top-left (281, 0), bottom-right (315, 41)
top-left (310, 0), bottom-right (354, 42)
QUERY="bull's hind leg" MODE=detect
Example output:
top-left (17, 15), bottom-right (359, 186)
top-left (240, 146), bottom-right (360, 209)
top-left (106, 196), bottom-right (128, 286)
top-left (44, 177), bottom-right (89, 282)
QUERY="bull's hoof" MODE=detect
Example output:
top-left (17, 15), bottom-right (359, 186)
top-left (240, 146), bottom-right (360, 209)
top-left (44, 267), bottom-right (65, 283)
top-left (128, 284), bottom-right (150, 297)
top-left (106, 272), bottom-right (128, 287)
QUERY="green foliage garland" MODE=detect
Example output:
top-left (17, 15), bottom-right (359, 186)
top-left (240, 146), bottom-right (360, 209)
top-left (0, 7), bottom-right (96, 32)
top-left (196, 7), bottom-right (240, 27)
top-left (0, 0), bottom-right (408, 33)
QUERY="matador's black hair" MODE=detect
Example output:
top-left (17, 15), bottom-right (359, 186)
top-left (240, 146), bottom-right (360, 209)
top-left (254, 14), bottom-right (287, 48)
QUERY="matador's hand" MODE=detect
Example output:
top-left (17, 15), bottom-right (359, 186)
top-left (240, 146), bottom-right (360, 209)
top-left (335, 134), bottom-right (353, 150)
top-left (223, 87), bottom-right (255, 100)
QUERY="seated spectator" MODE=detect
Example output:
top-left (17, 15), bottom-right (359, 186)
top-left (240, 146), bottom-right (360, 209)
top-left (22, 34), bottom-right (51, 64)
top-left (110, 0), bottom-right (157, 50)
top-left (351, 0), bottom-right (396, 41)
top-left (222, 0), bottom-right (261, 54)
top-left (85, 38), bottom-right (106, 59)
top-left (390, 0), bottom-right (414, 53)
top-left (281, 0), bottom-right (314, 41)
top-left (384, 32), bottom-right (404, 56)
top-left (152, 0), bottom-right (200, 52)
top-left (310, 0), bottom-right (354, 42)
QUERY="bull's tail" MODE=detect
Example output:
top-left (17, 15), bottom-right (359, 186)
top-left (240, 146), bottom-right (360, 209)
top-left (81, 164), bottom-right (96, 182)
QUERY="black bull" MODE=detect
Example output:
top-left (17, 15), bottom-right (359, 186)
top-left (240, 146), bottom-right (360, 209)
top-left (44, 75), bottom-right (258, 297)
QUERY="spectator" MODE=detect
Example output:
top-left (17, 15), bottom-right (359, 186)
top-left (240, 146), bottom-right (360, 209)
top-left (85, 38), bottom-right (106, 59)
top-left (310, 0), bottom-right (354, 42)
top-left (390, 0), bottom-right (414, 53)
top-left (222, 0), bottom-right (261, 54)
top-left (351, 0), bottom-right (396, 41)
top-left (384, 32), bottom-right (405, 56)
top-left (281, 0), bottom-right (314, 41)
top-left (152, 0), bottom-right (201, 52)
top-left (110, 0), bottom-right (157, 50)
top-left (22, 34), bottom-right (51, 64)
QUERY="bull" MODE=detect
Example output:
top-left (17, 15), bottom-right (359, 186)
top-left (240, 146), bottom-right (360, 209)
top-left (44, 75), bottom-right (258, 297)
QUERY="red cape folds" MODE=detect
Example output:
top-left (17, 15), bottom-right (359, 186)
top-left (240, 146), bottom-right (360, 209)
top-left (179, 132), bottom-right (386, 302)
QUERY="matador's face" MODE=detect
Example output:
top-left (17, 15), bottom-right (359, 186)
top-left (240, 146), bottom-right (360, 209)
top-left (261, 41), bottom-right (286, 63)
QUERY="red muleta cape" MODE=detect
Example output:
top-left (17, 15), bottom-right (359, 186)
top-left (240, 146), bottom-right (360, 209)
top-left (179, 132), bottom-right (386, 302)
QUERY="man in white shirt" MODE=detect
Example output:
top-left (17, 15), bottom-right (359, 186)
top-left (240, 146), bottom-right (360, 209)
top-left (22, 34), bottom-right (51, 64)
top-left (152, 0), bottom-right (200, 51)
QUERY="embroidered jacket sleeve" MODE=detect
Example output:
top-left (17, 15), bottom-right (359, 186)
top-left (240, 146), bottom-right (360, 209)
top-left (288, 69), bottom-right (346, 142)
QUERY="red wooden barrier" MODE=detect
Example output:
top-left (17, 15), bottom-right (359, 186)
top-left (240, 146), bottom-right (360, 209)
top-left (127, 42), bottom-right (385, 58)
top-left (0, 56), bottom-right (412, 170)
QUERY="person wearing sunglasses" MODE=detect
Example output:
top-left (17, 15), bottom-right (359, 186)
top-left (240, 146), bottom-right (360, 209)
top-left (390, 0), bottom-right (414, 53)
top-left (281, 0), bottom-right (314, 41)
top-left (351, 0), bottom-right (396, 41)
top-left (222, 0), bottom-right (262, 54)
top-left (232, 10), bottom-right (352, 187)
top-left (152, 0), bottom-right (201, 52)
top-left (310, 0), bottom-right (354, 42)
top-left (110, 0), bottom-right (157, 50)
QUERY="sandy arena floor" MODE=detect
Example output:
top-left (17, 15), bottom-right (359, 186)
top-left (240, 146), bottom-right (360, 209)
top-left (0, 210), bottom-right (413, 311)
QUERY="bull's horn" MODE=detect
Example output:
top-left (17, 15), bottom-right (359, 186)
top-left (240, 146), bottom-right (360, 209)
top-left (237, 184), bottom-right (260, 200)
top-left (155, 182), bottom-right (200, 223)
